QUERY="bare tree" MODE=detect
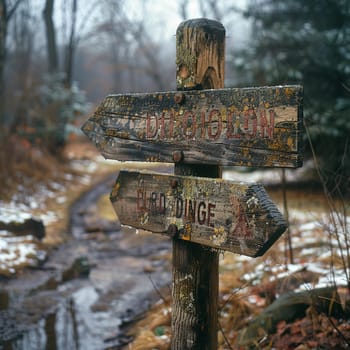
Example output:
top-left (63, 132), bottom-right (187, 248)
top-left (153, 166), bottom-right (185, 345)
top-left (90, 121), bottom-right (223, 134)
top-left (129, 20), bottom-right (168, 91)
top-left (8, 0), bottom-right (38, 133)
top-left (64, 0), bottom-right (77, 87)
top-left (43, 0), bottom-right (58, 73)
top-left (96, 0), bottom-right (171, 92)
top-left (0, 0), bottom-right (22, 128)
top-left (61, 0), bottom-right (99, 87)
top-left (178, 0), bottom-right (189, 20)
top-left (199, 0), bottom-right (223, 21)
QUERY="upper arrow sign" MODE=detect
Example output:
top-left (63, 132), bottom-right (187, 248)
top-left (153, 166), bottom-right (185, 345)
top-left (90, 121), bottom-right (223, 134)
top-left (82, 85), bottom-right (303, 168)
top-left (110, 170), bottom-right (287, 257)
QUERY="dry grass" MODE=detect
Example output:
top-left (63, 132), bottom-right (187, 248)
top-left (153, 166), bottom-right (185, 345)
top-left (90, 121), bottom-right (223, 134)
top-left (2, 133), bottom-right (349, 348)
top-left (125, 296), bottom-right (172, 350)
top-left (123, 193), bottom-right (350, 350)
top-left (0, 135), bottom-right (116, 245)
top-left (0, 135), bottom-right (60, 200)
top-left (124, 279), bottom-right (258, 350)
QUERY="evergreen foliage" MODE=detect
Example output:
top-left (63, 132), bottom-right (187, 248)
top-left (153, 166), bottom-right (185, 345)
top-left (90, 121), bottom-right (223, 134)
top-left (235, 0), bottom-right (350, 191)
top-left (16, 73), bottom-right (90, 153)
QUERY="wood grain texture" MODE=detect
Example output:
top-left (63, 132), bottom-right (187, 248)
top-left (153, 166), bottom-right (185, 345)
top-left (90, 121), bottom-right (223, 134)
top-left (81, 85), bottom-right (303, 168)
top-left (176, 18), bottom-right (225, 90)
top-left (110, 170), bottom-right (287, 257)
top-left (172, 18), bottom-right (223, 350)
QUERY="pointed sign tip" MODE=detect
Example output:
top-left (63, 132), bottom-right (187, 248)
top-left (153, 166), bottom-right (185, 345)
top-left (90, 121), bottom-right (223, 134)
top-left (110, 170), bottom-right (288, 257)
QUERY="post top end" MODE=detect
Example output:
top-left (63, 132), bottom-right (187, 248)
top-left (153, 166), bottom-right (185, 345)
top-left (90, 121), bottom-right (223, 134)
top-left (176, 18), bottom-right (225, 33)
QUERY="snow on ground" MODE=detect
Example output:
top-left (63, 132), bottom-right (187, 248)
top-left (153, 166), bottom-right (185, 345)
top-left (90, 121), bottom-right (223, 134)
top-left (0, 152), bottom-right (175, 275)
top-left (222, 160), bottom-right (315, 185)
top-left (1, 156), bottom-right (348, 290)
top-left (0, 230), bottom-right (46, 275)
top-left (223, 161), bottom-right (350, 293)
top-left (0, 156), bottom-right (109, 275)
top-left (0, 197), bottom-right (57, 275)
top-left (228, 210), bottom-right (350, 308)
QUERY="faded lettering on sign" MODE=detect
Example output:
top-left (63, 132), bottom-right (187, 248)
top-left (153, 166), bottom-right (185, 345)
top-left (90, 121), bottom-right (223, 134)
top-left (145, 107), bottom-right (276, 141)
top-left (110, 171), bottom-right (288, 256)
top-left (135, 189), bottom-right (217, 231)
top-left (83, 85), bottom-right (303, 167)
top-left (130, 179), bottom-right (256, 244)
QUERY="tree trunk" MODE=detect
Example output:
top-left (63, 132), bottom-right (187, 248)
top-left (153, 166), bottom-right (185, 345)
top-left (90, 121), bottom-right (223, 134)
top-left (43, 0), bottom-right (58, 73)
top-left (64, 0), bottom-right (77, 87)
top-left (0, 0), bottom-right (7, 128)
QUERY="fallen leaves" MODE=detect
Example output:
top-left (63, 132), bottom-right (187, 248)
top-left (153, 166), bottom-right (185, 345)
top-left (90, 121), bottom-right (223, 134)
top-left (271, 313), bottom-right (350, 350)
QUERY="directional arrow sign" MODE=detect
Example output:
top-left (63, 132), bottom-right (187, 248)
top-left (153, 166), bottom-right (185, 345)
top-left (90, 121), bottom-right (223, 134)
top-left (82, 85), bottom-right (303, 168)
top-left (110, 170), bottom-right (287, 257)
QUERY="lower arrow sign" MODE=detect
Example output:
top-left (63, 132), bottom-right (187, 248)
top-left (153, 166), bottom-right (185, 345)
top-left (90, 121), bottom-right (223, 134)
top-left (110, 170), bottom-right (287, 257)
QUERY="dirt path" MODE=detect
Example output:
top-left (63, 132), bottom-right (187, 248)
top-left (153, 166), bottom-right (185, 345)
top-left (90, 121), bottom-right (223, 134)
top-left (0, 174), bottom-right (172, 349)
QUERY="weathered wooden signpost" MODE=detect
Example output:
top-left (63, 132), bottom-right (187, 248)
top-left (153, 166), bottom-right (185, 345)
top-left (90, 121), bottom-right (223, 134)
top-left (82, 18), bottom-right (303, 350)
top-left (111, 170), bottom-right (287, 257)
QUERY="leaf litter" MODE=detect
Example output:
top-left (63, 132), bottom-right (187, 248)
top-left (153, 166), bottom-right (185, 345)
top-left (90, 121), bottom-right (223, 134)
top-left (122, 166), bottom-right (350, 350)
top-left (1, 140), bottom-right (349, 348)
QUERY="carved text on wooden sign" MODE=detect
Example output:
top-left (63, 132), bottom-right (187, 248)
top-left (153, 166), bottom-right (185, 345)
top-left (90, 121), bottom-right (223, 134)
top-left (110, 170), bottom-right (287, 257)
top-left (145, 106), bottom-right (276, 140)
top-left (82, 85), bottom-right (303, 168)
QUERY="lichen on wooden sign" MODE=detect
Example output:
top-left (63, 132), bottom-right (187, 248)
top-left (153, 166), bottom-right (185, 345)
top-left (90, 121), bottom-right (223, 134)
top-left (110, 170), bottom-right (287, 257)
top-left (82, 85), bottom-right (303, 168)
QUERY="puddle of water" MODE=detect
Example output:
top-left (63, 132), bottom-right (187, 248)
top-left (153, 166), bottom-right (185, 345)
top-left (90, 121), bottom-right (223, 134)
top-left (0, 285), bottom-right (122, 350)
top-left (70, 286), bottom-right (121, 349)
top-left (10, 301), bottom-right (79, 350)
top-left (0, 172), bottom-right (172, 350)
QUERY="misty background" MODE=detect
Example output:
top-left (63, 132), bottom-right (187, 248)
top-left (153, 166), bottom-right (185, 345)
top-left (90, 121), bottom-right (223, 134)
top-left (0, 0), bottom-right (349, 193)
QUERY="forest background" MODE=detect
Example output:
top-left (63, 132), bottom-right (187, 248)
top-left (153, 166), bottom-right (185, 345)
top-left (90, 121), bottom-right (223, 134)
top-left (0, 0), bottom-right (349, 196)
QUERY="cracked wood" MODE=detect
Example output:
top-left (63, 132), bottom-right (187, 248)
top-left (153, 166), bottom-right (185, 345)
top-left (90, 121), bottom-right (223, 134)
top-left (82, 85), bottom-right (303, 168)
top-left (110, 170), bottom-right (287, 257)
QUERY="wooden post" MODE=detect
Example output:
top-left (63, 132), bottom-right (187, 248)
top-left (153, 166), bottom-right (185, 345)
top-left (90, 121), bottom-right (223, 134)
top-left (82, 15), bottom-right (302, 349)
top-left (171, 19), bottom-right (225, 350)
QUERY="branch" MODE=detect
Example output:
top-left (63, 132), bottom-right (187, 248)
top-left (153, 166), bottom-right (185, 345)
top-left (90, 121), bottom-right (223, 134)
top-left (74, 0), bottom-right (100, 47)
top-left (6, 0), bottom-right (23, 21)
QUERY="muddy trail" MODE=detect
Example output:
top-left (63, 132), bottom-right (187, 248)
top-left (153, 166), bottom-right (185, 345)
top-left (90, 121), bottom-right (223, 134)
top-left (0, 173), bottom-right (172, 350)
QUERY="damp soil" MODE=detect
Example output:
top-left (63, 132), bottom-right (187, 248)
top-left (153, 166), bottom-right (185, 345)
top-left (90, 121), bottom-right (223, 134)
top-left (0, 165), bottom-right (335, 350)
top-left (0, 173), bottom-right (172, 350)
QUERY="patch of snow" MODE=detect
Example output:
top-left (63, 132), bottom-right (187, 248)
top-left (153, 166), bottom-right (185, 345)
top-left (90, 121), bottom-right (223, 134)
top-left (222, 160), bottom-right (314, 185)
top-left (50, 182), bottom-right (65, 191)
top-left (0, 155), bottom-right (109, 275)
top-left (296, 283), bottom-right (314, 291)
top-left (315, 270), bottom-right (348, 289)
top-left (289, 209), bottom-right (320, 223)
top-left (248, 294), bottom-right (266, 307)
top-left (299, 247), bottom-right (319, 256)
top-left (0, 233), bottom-right (46, 274)
top-left (306, 263), bottom-right (330, 275)
top-left (241, 263), bottom-right (266, 284)
top-left (40, 211), bottom-right (58, 225)
top-left (70, 159), bottom-right (98, 173)
top-left (235, 254), bottom-right (253, 262)
top-left (299, 221), bottom-right (323, 231)
top-left (29, 201), bottom-right (39, 210)
top-left (57, 196), bottom-right (67, 204)
top-left (269, 263), bottom-right (305, 280)
top-left (0, 203), bottom-right (32, 223)
top-left (80, 175), bottom-right (91, 185)
top-left (0, 201), bottom-right (57, 226)
top-left (291, 236), bottom-right (321, 248)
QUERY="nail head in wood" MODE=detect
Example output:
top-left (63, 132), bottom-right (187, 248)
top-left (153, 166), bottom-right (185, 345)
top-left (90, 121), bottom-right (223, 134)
top-left (171, 179), bottom-right (179, 189)
top-left (167, 224), bottom-right (178, 238)
top-left (174, 92), bottom-right (185, 104)
top-left (173, 150), bottom-right (184, 163)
